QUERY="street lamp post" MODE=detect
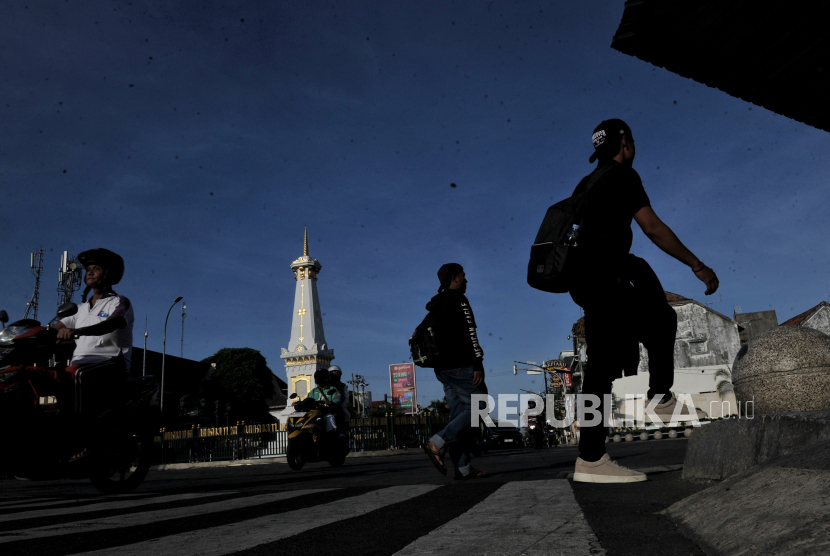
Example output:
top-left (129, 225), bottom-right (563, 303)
top-left (181, 302), bottom-right (187, 358)
top-left (161, 296), bottom-right (184, 414)
top-left (143, 330), bottom-right (148, 376)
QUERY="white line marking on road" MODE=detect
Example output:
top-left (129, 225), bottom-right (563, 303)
top-left (0, 489), bottom-right (330, 541)
top-left (75, 484), bottom-right (440, 556)
top-left (0, 492), bottom-right (235, 524)
top-left (394, 480), bottom-right (606, 556)
top-left (0, 498), bottom-right (64, 509)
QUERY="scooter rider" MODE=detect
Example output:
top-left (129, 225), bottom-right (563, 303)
top-left (48, 248), bottom-right (133, 460)
top-left (327, 365), bottom-right (351, 422)
top-left (295, 369), bottom-right (344, 438)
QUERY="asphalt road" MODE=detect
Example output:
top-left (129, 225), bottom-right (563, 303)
top-left (0, 438), bottom-right (710, 555)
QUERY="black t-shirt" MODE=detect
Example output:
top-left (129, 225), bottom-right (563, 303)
top-left (573, 160), bottom-right (650, 268)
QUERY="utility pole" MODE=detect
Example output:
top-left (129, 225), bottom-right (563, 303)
top-left (353, 375), bottom-right (369, 417)
top-left (354, 375), bottom-right (363, 417)
top-left (24, 249), bottom-right (44, 320)
top-left (348, 373), bottom-right (357, 416)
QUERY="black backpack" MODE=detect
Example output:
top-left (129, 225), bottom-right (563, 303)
top-left (526, 164), bottom-right (613, 293)
top-left (409, 311), bottom-right (440, 368)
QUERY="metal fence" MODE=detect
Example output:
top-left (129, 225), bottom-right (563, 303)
top-left (153, 415), bottom-right (449, 465)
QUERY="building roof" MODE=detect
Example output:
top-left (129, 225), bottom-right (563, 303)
top-left (611, 1), bottom-right (830, 133)
top-left (665, 291), bottom-right (691, 303)
top-left (735, 310), bottom-right (779, 343)
top-left (571, 290), bottom-right (739, 337)
top-left (780, 301), bottom-right (830, 327)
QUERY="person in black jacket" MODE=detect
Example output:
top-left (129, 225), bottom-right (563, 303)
top-left (422, 263), bottom-right (488, 479)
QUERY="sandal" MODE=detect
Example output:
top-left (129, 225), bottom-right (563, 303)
top-left (68, 447), bottom-right (89, 463)
top-left (422, 442), bottom-right (447, 476)
top-left (455, 467), bottom-right (488, 480)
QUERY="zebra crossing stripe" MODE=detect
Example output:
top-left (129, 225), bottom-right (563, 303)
top-left (74, 484), bottom-right (441, 556)
top-left (393, 480), bottom-right (606, 556)
top-left (0, 489), bottom-right (333, 543)
top-left (0, 498), bottom-right (65, 509)
top-left (0, 492), bottom-right (235, 524)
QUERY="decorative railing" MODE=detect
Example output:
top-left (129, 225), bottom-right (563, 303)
top-left (154, 415), bottom-right (448, 464)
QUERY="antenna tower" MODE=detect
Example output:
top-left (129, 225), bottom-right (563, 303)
top-left (23, 248), bottom-right (44, 320)
top-left (57, 251), bottom-right (82, 306)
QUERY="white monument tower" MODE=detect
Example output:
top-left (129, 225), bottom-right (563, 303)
top-left (280, 228), bottom-right (335, 402)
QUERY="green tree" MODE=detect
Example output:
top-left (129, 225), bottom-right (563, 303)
top-left (201, 348), bottom-right (277, 423)
top-left (426, 397), bottom-right (450, 417)
top-left (366, 402), bottom-right (398, 418)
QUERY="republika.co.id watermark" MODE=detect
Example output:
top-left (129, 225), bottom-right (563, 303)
top-left (470, 393), bottom-right (755, 428)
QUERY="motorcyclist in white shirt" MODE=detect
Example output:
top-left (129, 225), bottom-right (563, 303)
top-left (53, 248), bottom-right (134, 372)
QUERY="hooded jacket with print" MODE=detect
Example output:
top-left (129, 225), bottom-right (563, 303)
top-left (425, 289), bottom-right (484, 373)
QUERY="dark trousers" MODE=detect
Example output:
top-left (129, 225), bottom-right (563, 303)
top-left (570, 255), bottom-right (677, 462)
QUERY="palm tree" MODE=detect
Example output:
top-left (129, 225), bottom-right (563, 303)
top-left (714, 368), bottom-right (734, 397)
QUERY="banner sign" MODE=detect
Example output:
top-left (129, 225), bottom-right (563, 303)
top-left (562, 372), bottom-right (573, 388)
top-left (389, 363), bottom-right (417, 411)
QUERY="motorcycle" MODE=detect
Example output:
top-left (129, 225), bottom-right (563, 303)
top-left (527, 415), bottom-right (545, 449)
top-left (0, 303), bottom-right (160, 494)
top-left (284, 393), bottom-right (348, 470)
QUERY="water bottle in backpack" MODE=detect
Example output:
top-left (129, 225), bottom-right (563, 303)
top-left (564, 224), bottom-right (580, 247)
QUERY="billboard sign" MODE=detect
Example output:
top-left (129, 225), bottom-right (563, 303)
top-left (389, 363), bottom-right (417, 412)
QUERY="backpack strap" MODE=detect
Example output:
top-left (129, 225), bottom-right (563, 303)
top-left (581, 162), bottom-right (616, 195)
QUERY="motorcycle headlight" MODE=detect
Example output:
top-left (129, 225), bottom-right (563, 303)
top-left (0, 326), bottom-right (29, 346)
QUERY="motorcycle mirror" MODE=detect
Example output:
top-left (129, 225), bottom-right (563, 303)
top-left (289, 393), bottom-right (298, 399)
top-left (56, 303), bottom-right (78, 319)
top-left (0, 310), bottom-right (7, 326)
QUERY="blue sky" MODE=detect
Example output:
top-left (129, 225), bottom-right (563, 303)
top-left (1, 1), bottom-right (828, 405)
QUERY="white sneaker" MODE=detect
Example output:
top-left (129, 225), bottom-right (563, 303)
top-left (573, 454), bottom-right (647, 483)
top-left (649, 394), bottom-right (708, 423)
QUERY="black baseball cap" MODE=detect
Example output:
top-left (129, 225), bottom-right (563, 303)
top-left (588, 119), bottom-right (633, 163)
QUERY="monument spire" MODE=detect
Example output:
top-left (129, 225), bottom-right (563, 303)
top-left (279, 228), bottom-right (334, 404)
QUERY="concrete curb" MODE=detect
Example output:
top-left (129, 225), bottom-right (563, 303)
top-left (151, 447), bottom-right (424, 471)
top-left (683, 409), bottom-right (830, 481)
top-left (665, 440), bottom-right (830, 556)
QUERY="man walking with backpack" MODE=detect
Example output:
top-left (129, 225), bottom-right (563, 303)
top-left (421, 263), bottom-right (488, 480)
top-left (566, 119), bottom-right (719, 483)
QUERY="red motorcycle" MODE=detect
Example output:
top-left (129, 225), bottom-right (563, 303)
top-left (0, 303), bottom-right (159, 494)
